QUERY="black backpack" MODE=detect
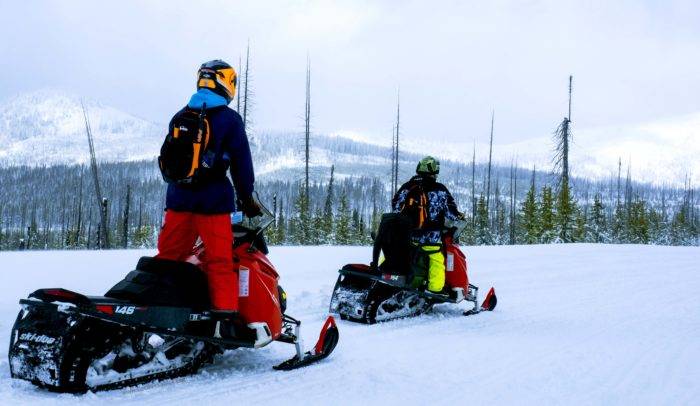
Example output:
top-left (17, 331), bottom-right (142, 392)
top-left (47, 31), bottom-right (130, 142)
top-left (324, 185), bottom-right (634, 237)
top-left (158, 105), bottom-right (216, 185)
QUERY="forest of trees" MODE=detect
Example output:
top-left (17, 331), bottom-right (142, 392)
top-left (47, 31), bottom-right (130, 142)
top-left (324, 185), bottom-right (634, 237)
top-left (0, 157), bottom-right (697, 251)
top-left (1, 68), bottom-right (697, 250)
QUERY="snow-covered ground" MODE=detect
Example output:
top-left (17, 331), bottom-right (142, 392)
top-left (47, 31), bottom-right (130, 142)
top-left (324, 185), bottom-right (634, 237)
top-left (0, 244), bottom-right (698, 405)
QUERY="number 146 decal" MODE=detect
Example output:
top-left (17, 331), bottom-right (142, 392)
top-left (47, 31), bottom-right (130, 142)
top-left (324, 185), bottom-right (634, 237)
top-left (115, 306), bottom-right (136, 315)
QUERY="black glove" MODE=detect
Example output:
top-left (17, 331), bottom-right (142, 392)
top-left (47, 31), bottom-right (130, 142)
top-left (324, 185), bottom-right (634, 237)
top-left (240, 196), bottom-right (262, 218)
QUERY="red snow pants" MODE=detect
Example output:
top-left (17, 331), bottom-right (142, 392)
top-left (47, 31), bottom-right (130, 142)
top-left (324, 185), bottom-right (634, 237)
top-left (155, 210), bottom-right (238, 311)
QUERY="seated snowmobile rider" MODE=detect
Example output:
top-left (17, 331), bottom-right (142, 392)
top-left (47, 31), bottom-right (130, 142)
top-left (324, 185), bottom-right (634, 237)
top-left (155, 60), bottom-right (261, 339)
top-left (391, 156), bottom-right (464, 293)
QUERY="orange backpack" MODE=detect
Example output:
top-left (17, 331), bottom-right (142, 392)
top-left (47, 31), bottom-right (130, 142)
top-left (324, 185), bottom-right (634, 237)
top-left (399, 184), bottom-right (429, 229)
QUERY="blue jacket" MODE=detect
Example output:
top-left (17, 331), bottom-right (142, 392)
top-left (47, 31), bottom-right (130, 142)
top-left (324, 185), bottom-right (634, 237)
top-left (165, 89), bottom-right (255, 214)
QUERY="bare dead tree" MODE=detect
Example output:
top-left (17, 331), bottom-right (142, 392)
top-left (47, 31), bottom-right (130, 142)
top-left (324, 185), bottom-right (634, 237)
top-left (471, 141), bottom-right (476, 224)
top-left (616, 157), bottom-right (622, 207)
top-left (554, 75), bottom-right (574, 187)
top-left (390, 125), bottom-right (396, 194)
top-left (393, 90), bottom-right (400, 193)
top-left (75, 170), bottom-right (83, 244)
top-left (485, 110), bottom-right (495, 211)
top-left (304, 56), bottom-right (311, 199)
top-left (82, 102), bottom-right (109, 249)
top-left (553, 75), bottom-right (575, 242)
top-left (509, 160), bottom-right (518, 244)
top-left (236, 55), bottom-right (242, 113)
top-left (242, 40), bottom-right (251, 132)
top-left (122, 184), bottom-right (131, 248)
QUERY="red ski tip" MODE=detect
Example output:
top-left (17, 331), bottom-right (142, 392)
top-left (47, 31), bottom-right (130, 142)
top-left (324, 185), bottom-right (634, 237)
top-left (314, 316), bottom-right (339, 355)
top-left (480, 287), bottom-right (497, 311)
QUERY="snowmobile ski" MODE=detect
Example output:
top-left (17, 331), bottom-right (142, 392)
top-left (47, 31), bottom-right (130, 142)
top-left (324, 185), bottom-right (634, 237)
top-left (463, 286), bottom-right (498, 316)
top-left (273, 316), bottom-right (339, 371)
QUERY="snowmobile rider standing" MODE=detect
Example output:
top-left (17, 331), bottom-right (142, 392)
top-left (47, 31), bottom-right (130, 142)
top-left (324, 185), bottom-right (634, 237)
top-left (155, 59), bottom-right (261, 337)
top-left (392, 156), bottom-right (464, 293)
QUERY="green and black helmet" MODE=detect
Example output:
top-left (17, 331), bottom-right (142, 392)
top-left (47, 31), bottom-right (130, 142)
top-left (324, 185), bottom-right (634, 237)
top-left (416, 156), bottom-right (440, 177)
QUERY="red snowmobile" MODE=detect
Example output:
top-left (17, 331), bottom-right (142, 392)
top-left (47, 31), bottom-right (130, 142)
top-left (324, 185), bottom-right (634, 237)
top-left (9, 206), bottom-right (339, 393)
top-left (330, 214), bottom-right (496, 323)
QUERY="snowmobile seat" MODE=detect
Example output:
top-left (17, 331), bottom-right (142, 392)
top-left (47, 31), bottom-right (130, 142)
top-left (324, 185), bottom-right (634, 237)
top-left (372, 213), bottom-right (415, 276)
top-left (341, 264), bottom-right (380, 276)
top-left (105, 256), bottom-right (210, 309)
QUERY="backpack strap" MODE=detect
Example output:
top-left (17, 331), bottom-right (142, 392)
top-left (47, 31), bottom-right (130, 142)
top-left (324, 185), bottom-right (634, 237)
top-left (185, 103), bottom-right (209, 178)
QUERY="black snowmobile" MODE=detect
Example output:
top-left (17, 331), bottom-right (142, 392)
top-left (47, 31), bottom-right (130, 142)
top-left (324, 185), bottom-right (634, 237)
top-left (329, 213), bottom-right (497, 324)
top-left (9, 209), bottom-right (339, 393)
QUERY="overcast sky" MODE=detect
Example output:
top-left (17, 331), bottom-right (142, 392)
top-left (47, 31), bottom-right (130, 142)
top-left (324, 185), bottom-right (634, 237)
top-left (1, 0), bottom-right (699, 146)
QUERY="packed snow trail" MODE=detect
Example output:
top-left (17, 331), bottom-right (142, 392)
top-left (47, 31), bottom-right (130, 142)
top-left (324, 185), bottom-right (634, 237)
top-left (0, 244), bottom-right (698, 405)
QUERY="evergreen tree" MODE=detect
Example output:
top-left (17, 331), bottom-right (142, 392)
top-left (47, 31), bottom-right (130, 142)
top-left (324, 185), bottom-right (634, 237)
top-left (670, 203), bottom-right (691, 245)
top-left (628, 199), bottom-right (650, 244)
top-left (291, 184), bottom-right (311, 244)
top-left (555, 180), bottom-right (577, 242)
top-left (573, 208), bottom-right (586, 242)
top-left (335, 192), bottom-right (352, 245)
top-left (588, 194), bottom-right (608, 243)
top-left (322, 165), bottom-right (335, 243)
top-left (647, 206), bottom-right (664, 244)
top-left (495, 201), bottom-right (507, 244)
top-left (352, 209), bottom-right (364, 243)
top-left (311, 208), bottom-right (324, 245)
top-left (520, 180), bottom-right (539, 244)
top-left (611, 201), bottom-right (626, 243)
top-left (475, 195), bottom-right (492, 245)
top-left (132, 225), bottom-right (154, 248)
top-left (539, 186), bottom-right (556, 243)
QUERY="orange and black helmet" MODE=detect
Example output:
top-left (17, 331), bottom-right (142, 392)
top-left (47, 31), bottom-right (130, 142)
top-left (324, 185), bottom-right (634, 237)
top-left (197, 60), bottom-right (237, 103)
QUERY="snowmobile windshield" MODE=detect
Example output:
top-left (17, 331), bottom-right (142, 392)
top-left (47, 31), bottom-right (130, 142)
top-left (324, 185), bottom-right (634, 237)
top-left (237, 197), bottom-right (274, 236)
top-left (444, 218), bottom-right (468, 241)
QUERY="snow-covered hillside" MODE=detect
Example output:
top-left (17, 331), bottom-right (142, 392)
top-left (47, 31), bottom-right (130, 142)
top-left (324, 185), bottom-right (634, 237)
top-left (0, 90), bottom-right (420, 182)
top-left (2, 90), bottom-right (698, 185)
top-left (360, 115), bottom-right (700, 186)
top-left (0, 90), bottom-right (162, 165)
top-left (0, 244), bottom-right (698, 405)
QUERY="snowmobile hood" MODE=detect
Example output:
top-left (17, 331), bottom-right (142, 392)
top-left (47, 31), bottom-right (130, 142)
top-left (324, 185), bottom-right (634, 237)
top-left (187, 88), bottom-right (229, 109)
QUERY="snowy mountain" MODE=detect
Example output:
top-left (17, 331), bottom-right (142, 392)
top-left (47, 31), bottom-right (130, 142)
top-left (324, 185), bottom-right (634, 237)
top-left (0, 90), bottom-right (162, 166)
top-left (0, 90), bottom-right (423, 182)
top-left (1, 90), bottom-right (697, 186)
